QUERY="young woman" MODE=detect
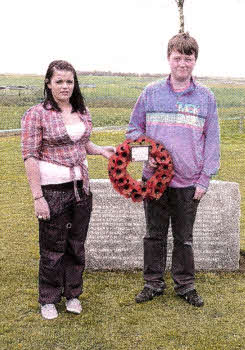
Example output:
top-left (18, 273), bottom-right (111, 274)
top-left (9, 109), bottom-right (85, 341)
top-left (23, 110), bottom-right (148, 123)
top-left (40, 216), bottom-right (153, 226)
top-left (21, 60), bottom-right (114, 320)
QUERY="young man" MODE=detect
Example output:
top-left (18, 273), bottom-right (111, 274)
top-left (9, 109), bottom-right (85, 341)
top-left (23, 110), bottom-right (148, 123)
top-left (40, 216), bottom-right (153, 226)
top-left (126, 33), bottom-right (220, 307)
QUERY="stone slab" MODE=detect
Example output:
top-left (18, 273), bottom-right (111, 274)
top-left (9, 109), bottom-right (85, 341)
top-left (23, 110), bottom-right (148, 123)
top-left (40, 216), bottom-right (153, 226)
top-left (85, 180), bottom-right (240, 271)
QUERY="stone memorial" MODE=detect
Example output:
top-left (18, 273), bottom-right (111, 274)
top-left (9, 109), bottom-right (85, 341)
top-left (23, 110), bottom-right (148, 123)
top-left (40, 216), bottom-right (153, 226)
top-left (86, 179), bottom-right (240, 271)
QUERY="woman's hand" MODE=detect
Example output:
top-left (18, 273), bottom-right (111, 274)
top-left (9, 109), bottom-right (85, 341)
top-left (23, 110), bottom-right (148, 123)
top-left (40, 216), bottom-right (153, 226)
top-left (34, 197), bottom-right (50, 221)
top-left (85, 141), bottom-right (116, 159)
top-left (101, 146), bottom-right (116, 159)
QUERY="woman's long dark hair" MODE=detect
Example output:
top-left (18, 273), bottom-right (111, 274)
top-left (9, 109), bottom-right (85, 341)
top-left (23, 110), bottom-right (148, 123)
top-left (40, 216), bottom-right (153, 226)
top-left (43, 60), bottom-right (86, 114)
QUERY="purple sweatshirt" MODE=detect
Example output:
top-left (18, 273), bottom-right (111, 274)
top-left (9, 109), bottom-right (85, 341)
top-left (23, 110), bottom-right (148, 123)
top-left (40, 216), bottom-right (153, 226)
top-left (126, 76), bottom-right (220, 189)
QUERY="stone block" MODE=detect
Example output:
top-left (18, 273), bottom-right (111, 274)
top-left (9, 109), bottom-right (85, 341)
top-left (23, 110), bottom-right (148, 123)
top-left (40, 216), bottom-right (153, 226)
top-left (86, 180), bottom-right (240, 271)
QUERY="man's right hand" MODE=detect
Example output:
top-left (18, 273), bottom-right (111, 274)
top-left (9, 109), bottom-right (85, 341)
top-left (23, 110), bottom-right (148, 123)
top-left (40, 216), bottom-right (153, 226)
top-left (148, 156), bottom-right (158, 168)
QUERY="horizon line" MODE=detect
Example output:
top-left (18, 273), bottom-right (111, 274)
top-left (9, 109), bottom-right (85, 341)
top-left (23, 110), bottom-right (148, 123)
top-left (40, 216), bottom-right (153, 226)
top-left (0, 71), bottom-right (245, 81)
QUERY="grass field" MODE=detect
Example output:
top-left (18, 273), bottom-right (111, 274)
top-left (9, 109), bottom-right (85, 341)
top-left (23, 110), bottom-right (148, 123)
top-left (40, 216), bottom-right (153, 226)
top-left (1, 75), bottom-right (245, 349)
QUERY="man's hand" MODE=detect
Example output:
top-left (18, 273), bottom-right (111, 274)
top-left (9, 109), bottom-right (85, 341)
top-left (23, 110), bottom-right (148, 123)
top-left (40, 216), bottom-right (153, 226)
top-left (147, 156), bottom-right (158, 168)
top-left (193, 186), bottom-right (206, 201)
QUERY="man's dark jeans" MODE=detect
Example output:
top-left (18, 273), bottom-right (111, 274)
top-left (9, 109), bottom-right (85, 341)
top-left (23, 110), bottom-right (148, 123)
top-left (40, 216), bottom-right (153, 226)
top-left (143, 186), bottom-right (199, 295)
top-left (38, 181), bottom-right (92, 305)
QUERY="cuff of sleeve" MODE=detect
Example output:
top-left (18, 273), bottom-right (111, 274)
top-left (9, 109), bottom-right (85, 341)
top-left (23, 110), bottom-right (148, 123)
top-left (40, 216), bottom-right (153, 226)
top-left (125, 132), bottom-right (144, 141)
top-left (23, 154), bottom-right (40, 161)
top-left (194, 173), bottom-right (211, 190)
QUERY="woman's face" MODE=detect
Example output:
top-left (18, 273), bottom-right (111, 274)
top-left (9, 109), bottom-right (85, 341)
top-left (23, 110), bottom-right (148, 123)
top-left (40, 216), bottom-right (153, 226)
top-left (47, 69), bottom-right (75, 104)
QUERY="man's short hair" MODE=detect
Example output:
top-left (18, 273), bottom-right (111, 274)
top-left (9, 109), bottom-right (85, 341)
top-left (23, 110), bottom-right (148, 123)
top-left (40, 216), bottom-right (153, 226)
top-left (167, 32), bottom-right (199, 60)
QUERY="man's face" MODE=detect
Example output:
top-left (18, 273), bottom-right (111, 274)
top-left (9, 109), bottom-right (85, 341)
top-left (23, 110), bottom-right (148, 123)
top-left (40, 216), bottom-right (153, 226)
top-left (168, 49), bottom-right (196, 82)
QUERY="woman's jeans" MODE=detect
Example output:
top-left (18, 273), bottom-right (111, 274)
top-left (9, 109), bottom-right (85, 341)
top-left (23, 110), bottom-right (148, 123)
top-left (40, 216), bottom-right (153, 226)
top-left (38, 181), bottom-right (92, 305)
top-left (143, 186), bottom-right (199, 295)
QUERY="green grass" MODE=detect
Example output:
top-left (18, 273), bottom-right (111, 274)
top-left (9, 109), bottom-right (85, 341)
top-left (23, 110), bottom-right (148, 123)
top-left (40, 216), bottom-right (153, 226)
top-left (1, 269), bottom-right (245, 350)
top-left (0, 106), bottom-right (131, 130)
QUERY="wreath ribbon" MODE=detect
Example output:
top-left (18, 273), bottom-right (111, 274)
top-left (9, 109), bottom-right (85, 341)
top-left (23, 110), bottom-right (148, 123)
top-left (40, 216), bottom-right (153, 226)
top-left (108, 136), bottom-right (174, 202)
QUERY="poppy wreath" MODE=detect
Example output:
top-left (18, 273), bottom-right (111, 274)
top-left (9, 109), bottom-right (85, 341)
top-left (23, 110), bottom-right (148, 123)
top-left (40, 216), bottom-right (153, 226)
top-left (108, 136), bottom-right (174, 202)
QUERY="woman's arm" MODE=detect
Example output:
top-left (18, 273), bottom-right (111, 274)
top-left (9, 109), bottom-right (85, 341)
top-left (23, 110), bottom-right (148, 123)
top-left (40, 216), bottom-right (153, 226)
top-left (24, 157), bottom-right (50, 220)
top-left (85, 141), bottom-right (115, 159)
top-left (24, 157), bottom-right (43, 199)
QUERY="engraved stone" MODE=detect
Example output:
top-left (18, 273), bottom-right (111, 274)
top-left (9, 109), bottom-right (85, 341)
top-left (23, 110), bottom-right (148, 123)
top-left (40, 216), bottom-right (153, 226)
top-left (86, 180), bottom-right (240, 271)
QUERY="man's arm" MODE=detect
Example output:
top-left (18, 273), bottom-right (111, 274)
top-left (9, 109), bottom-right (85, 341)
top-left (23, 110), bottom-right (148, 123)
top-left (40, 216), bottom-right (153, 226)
top-left (126, 91), bottom-right (146, 140)
top-left (195, 92), bottom-right (220, 194)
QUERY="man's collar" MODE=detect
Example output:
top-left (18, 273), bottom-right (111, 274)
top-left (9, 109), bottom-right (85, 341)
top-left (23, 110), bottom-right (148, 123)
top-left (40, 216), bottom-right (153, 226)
top-left (166, 74), bottom-right (196, 94)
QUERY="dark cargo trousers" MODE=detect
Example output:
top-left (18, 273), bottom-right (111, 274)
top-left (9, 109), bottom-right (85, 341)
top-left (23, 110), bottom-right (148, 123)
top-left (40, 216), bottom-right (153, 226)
top-left (38, 181), bottom-right (92, 305)
top-left (143, 186), bottom-right (199, 295)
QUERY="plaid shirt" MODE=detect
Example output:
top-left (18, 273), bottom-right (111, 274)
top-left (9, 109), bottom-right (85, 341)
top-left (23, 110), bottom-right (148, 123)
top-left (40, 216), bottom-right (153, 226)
top-left (21, 103), bottom-right (92, 197)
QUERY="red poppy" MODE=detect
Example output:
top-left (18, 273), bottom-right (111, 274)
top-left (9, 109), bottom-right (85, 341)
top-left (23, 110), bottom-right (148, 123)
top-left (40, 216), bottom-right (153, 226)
top-left (118, 142), bottom-right (130, 154)
top-left (124, 139), bottom-right (133, 145)
top-left (115, 155), bottom-right (128, 169)
top-left (131, 192), bottom-right (144, 202)
top-left (127, 177), bottom-right (138, 187)
top-left (131, 186), bottom-right (144, 202)
top-left (157, 145), bottom-right (166, 153)
top-left (109, 167), bottom-right (127, 181)
top-left (108, 154), bottom-right (117, 168)
top-left (157, 149), bottom-right (169, 160)
top-left (155, 152), bottom-right (171, 166)
top-left (148, 176), bottom-right (160, 189)
top-left (149, 143), bottom-right (158, 156)
top-left (119, 182), bottom-right (133, 197)
top-left (137, 136), bottom-right (149, 144)
top-left (116, 175), bottom-right (129, 187)
top-left (140, 181), bottom-right (148, 197)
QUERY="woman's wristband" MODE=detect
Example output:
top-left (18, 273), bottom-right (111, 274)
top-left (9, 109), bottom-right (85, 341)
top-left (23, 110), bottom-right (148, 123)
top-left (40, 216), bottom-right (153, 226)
top-left (34, 195), bottom-right (44, 201)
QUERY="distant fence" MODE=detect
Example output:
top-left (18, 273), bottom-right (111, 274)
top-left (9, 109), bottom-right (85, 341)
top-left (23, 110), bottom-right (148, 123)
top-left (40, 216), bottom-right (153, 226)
top-left (222, 116), bottom-right (245, 133)
top-left (0, 76), bottom-right (245, 135)
top-left (1, 116), bottom-right (244, 136)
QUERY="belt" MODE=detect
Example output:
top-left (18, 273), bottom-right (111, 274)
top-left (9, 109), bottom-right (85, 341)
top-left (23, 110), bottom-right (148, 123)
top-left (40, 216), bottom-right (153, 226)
top-left (42, 180), bottom-right (83, 191)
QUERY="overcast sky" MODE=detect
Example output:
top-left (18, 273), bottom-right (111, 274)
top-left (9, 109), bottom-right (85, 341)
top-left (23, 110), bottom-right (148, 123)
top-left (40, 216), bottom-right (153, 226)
top-left (1, 0), bottom-right (244, 77)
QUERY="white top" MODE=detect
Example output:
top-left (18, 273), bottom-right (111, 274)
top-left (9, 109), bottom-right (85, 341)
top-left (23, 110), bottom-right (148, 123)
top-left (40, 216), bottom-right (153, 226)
top-left (66, 122), bottom-right (86, 141)
top-left (39, 122), bottom-right (88, 185)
